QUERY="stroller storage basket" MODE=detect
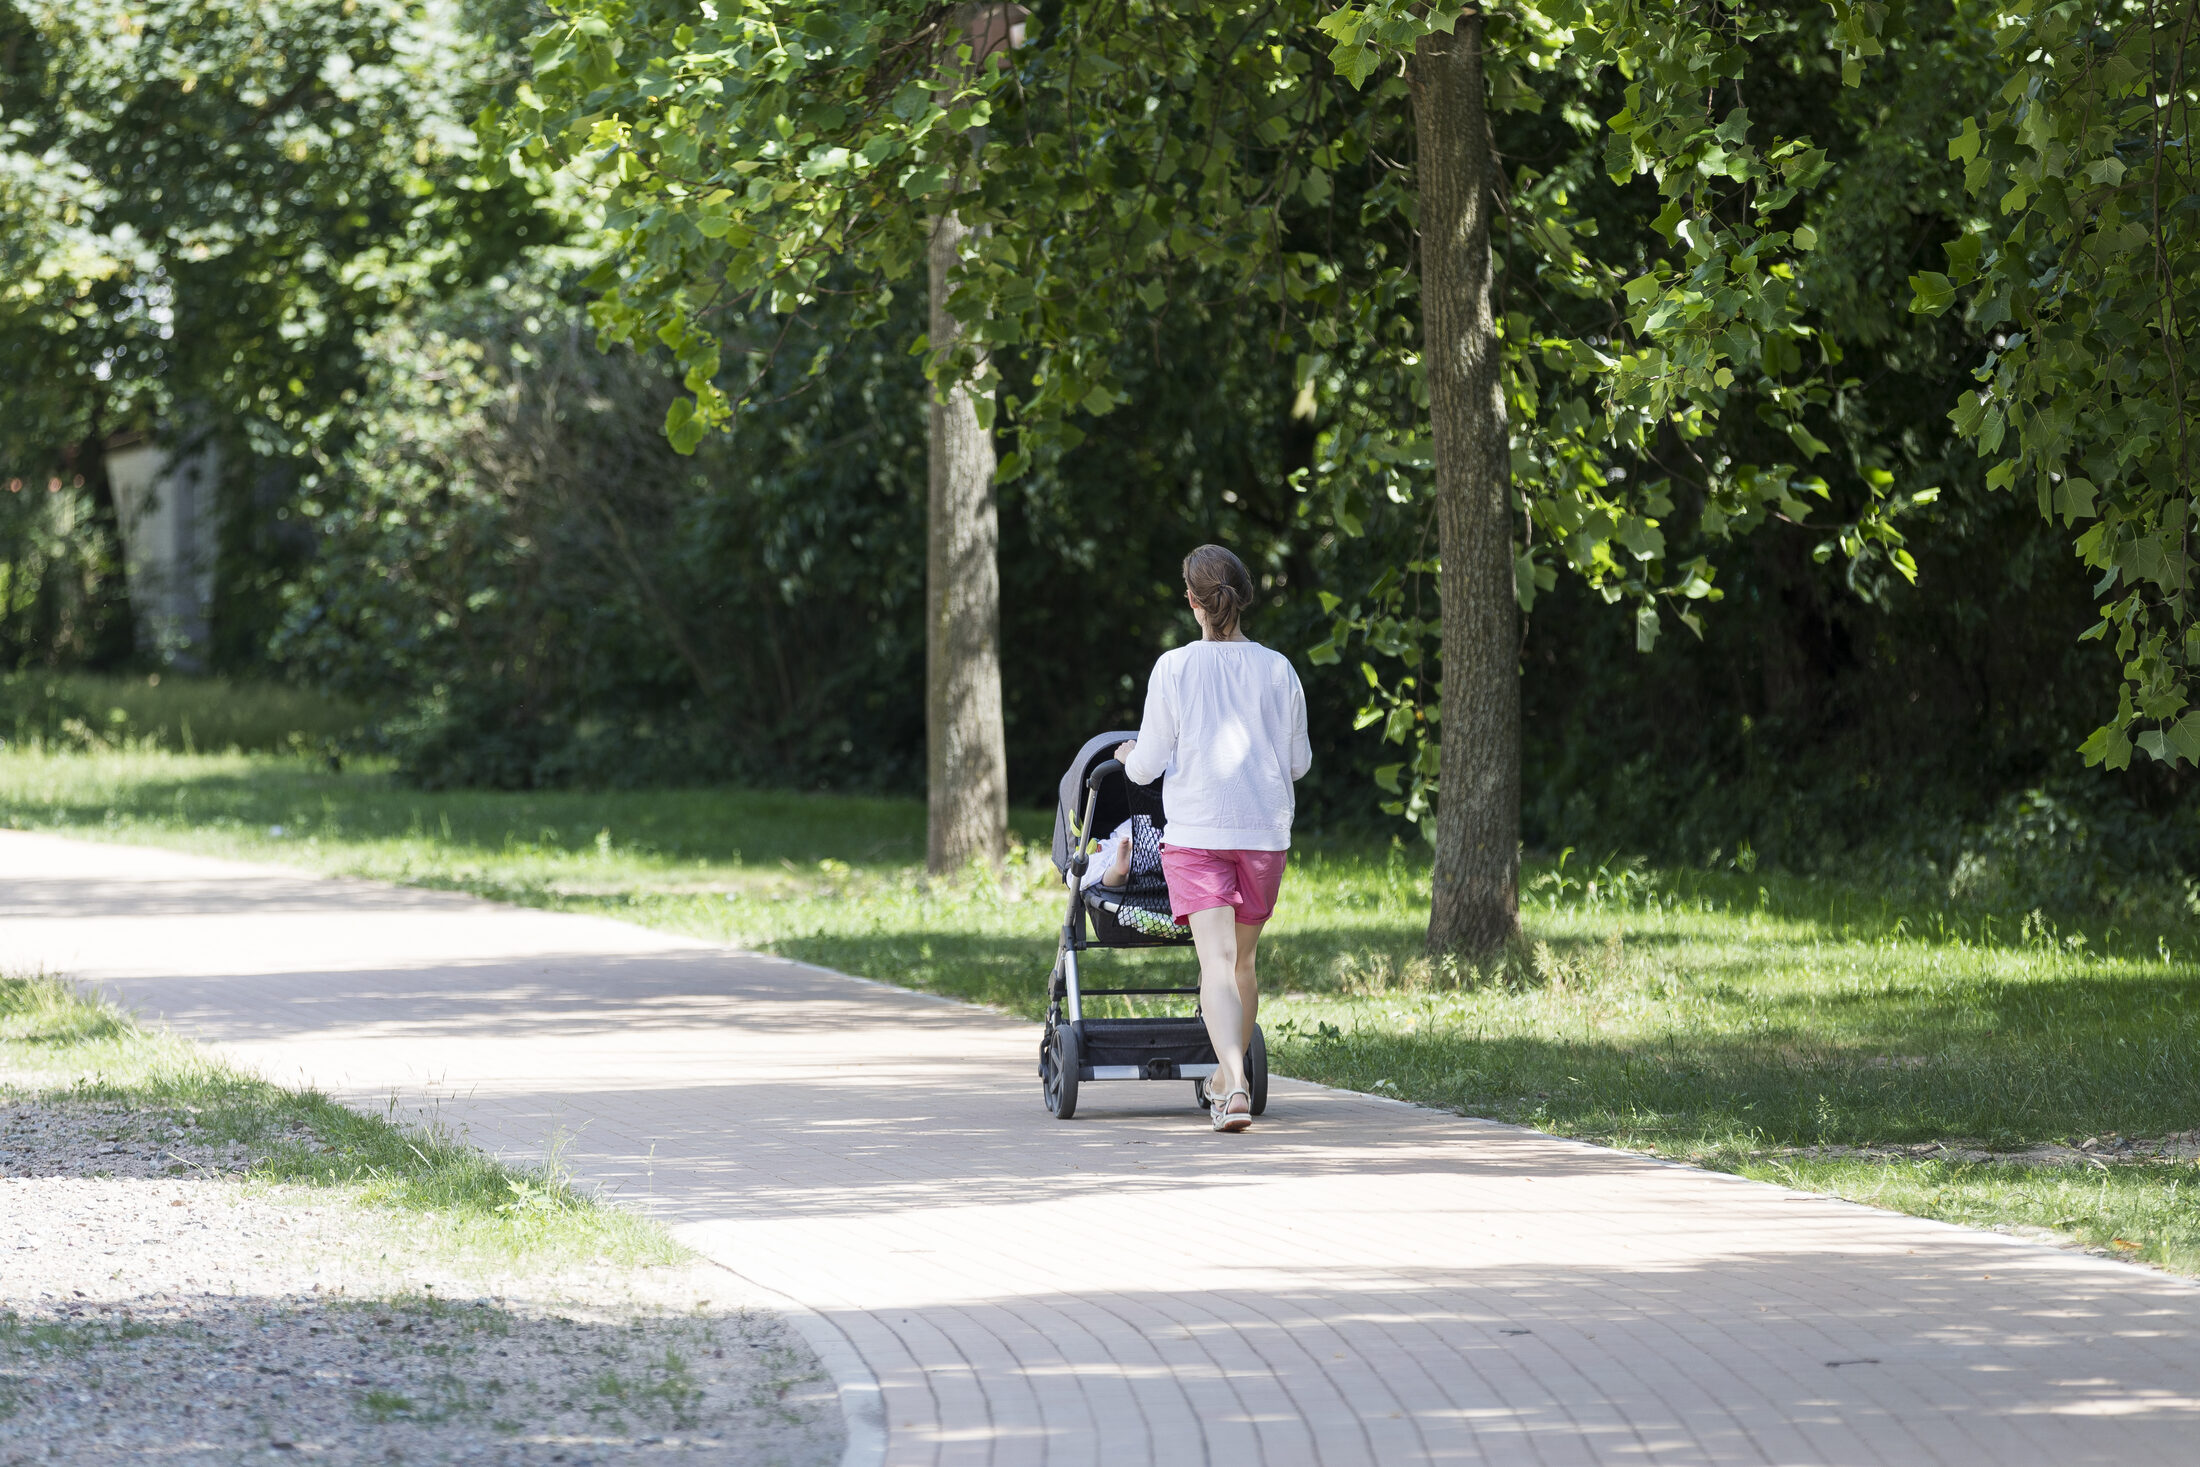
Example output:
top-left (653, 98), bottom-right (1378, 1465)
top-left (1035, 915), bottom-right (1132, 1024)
top-left (1037, 731), bottom-right (1268, 1120)
top-left (1076, 1017), bottom-right (1214, 1078)
top-left (1081, 884), bottom-right (1184, 948)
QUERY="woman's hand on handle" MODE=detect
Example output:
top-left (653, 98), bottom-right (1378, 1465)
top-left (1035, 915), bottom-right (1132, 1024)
top-left (1114, 739), bottom-right (1136, 764)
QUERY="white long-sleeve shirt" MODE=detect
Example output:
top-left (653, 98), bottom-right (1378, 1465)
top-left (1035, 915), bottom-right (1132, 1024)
top-left (1123, 639), bottom-right (1311, 851)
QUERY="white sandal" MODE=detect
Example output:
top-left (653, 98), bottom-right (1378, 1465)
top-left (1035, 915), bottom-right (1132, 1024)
top-left (1210, 1087), bottom-right (1253, 1132)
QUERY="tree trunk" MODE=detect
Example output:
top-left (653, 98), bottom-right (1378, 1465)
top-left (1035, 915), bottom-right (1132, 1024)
top-left (1409, 16), bottom-right (1520, 955)
top-left (926, 209), bottom-right (1009, 873)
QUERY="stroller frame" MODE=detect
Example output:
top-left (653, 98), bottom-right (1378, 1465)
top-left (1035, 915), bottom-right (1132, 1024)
top-left (1039, 735), bottom-right (1268, 1120)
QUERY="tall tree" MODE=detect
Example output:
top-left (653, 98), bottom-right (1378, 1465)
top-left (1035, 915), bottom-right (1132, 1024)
top-left (1409, 15), bottom-right (1518, 950)
top-left (925, 207), bottom-right (1009, 870)
top-left (1316, 1), bottom-right (1941, 951)
top-left (924, 5), bottom-right (1019, 873)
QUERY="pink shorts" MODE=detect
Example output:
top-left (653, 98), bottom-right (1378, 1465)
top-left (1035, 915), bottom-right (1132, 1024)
top-left (1159, 845), bottom-right (1289, 926)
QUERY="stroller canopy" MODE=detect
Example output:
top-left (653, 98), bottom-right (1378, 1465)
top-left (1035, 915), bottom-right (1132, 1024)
top-left (1051, 730), bottom-right (1165, 873)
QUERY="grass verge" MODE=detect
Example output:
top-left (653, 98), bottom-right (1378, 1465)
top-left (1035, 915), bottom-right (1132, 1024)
top-left (1757, 1156), bottom-right (2200, 1268)
top-left (0, 973), bottom-right (681, 1270)
top-left (0, 671), bottom-right (363, 757)
top-left (5, 748), bottom-right (2199, 1273)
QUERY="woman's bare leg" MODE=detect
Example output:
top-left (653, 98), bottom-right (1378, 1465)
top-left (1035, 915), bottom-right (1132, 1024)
top-left (1234, 922), bottom-right (1263, 1052)
top-left (1189, 907), bottom-right (1252, 1108)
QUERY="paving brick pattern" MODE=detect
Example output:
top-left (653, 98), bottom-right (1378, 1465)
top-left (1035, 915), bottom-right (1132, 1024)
top-left (5, 831), bottom-right (2198, 1466)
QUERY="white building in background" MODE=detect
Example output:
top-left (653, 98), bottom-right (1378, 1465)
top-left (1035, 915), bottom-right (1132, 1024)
top-left (103, 432), bottom-right (219, 669)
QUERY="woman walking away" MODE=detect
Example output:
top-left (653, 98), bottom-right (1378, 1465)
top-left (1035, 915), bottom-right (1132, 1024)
top-left (1117, 545), bottom-right (1311, 1132)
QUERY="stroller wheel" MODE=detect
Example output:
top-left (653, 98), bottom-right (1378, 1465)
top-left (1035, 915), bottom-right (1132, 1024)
top-left (1190, 1079), bottom-right (1208, 1112)
top-left (1248, 1023), bottom-right (1269, 1116)
top-left (1044, 1021), bottom-right (1081, 1119)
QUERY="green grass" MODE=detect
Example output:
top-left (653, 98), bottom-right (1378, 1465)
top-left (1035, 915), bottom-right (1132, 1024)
top-left (5, 747), bottom-right (2200, 1273)
top-left (591, 1348), bottom-right (704, 1430)
top-left (0, 973), bottom-right (682, 1269)
top-left (0, 1311), bottom-right (170, 1360)
top-left (0, 671), bottom-right (363, 757)
top-left (1757, 1157), bottom-right (2200, 1265)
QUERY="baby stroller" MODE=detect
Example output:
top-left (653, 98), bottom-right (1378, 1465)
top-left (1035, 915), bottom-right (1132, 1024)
top-left (1040, 731), bottom-right (1269, 1119)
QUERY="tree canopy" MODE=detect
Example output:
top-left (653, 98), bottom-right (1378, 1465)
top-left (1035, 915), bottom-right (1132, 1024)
top-left (1909, 2), bottom-right (2197, 771)
top-left (0, 0), bottom-right (539, 464)
top-left (1, 0), bottom-right (2189, 929)
top-left (497, 0), bottom-right (2190, 782)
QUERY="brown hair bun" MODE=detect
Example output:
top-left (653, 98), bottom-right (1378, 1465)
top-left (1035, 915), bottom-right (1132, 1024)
top-left (1183, 544), bottom-right (1255, 639)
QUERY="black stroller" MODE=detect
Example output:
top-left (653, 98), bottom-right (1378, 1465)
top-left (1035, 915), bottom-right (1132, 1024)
top-left (1039, 731), bottom-right (1269, 1119)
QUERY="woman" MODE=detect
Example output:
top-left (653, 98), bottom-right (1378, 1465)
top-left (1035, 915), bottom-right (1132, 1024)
top-left (1117, 544), bottom-right (1311, 1132)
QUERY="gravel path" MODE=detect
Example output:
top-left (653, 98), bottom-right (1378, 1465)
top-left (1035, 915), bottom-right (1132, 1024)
top-left (1, 1102), bottom-right (842, 1465)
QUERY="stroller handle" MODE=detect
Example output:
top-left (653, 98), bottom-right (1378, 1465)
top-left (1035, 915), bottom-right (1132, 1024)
top-left (1068, 758), bottom-right (1123, 878)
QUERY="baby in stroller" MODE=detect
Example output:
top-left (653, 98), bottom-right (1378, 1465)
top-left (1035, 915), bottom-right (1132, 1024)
top-left (1080, 813), bottom-right (1190, 939)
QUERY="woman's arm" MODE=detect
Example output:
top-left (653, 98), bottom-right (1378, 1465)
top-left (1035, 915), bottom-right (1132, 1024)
top-left (1121, 660), bottom-right (1175, 785)
top-left (1288, 667), bottom-right (1312, 780)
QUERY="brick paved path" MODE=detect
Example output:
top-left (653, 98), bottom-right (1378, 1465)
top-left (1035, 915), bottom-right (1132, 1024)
top-left (6, 831), bottom-right (2199, 1466)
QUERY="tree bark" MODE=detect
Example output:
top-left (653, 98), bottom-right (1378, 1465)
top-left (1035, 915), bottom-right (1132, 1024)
top-left (1409, 15), bottom-right (1520, 955)
top-left (925, 209), bottom-right (1009, 873)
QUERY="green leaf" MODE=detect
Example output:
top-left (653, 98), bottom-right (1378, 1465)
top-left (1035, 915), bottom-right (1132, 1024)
top-left (1603, 128), bottom-right (1637, 185)
top-left (2079, 722), bottom-right (2133, 770)
top-left (1785, 423), bottom-right (1830, 458)
top-left (665, 396), bottom-right (705, 455)
top-left (2054, 477), bottom-right (2097, 522)
top-left (1949, 391), bottom-right (1986, 436)
top-left (1977, 406), bottom-right (2006, 455)
top-left (1513, 549), bottom-right (1541, 611)
top-left (2167, 715), bottom-right (2200, 766)
top-left (1908, 271), bottom-right (1955, 316)
top-left (1634, 599), bottom-right (1659, 653)
top-left (1616, 516), bottom-right (1665, 561)
top-left (1942, 234), bottom-right (1982, 284)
